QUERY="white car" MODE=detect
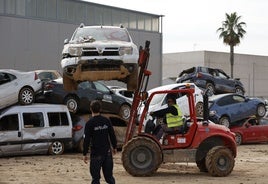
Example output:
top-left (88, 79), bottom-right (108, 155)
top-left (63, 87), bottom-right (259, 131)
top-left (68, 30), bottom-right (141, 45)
top-left (108, 86), bottom-right (134, 101)
top-left (140, 83), bottom-right (204, 117)
top-left (0, 69), bottom-right (42, 110)
top-left (61, 24), bottom-right (139, 91)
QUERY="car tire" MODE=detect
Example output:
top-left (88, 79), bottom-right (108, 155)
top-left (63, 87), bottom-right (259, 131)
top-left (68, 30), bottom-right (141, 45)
top-left (195, 102), bottom-right (203, 117)
top-left (235, 86), bottom-right (244, 95)
top-left (48, 141), bottom-right (64, 155)
top-left (119, 104), bottom-right (131, 120)
top-left (65, 96), bottom-right (79, 113)
top-left (256, 104), bottom-right (266, 117)
top-left (205, 146), bottom-right (235, 177)
top-left (127, 65), bottom-right (138, 91)
top-left (235, 133), bottom-right (242, 145)
top-left (63, 73), bottom-right (77, 91)
top-left (77, 138), bottom-right (84, 153)
top-left (206, 82), bottom-right (215, 95)
top-left (219, 116), bottom-right (230, 128)
top-left (19, 87), bottom-right (35, 105)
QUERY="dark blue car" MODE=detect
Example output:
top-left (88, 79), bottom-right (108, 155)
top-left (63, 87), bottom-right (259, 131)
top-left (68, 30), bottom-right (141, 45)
top-left (208, 93), bottom-right (266, 127)
top-left (38, 78), bottom-right (132, 120)
top-left (176, 66), bottom-right (245, 95)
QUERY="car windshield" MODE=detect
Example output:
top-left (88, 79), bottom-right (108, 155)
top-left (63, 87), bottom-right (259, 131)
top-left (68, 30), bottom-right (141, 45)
top-left (72, 27), bottom-right (130, 42)
top-left (150, 94), bottom-right (165, 106)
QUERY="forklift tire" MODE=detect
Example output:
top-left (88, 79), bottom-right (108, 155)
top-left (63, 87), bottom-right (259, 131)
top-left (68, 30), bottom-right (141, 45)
top-left (63, 74), bottom-right (77, 91)
top-left (126, 65), bottom-right (138, 91)
top-left (196, 158), bottom-right (208, 172)
top-left (205, 146), bottom-right (235, 177)
top-left (121, 136), bottom-right (162, 176)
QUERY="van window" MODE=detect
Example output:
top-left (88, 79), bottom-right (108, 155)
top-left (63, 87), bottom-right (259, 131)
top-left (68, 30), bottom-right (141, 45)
top-left (48, 112), bottom-right (69, 126)
top-left (0, 114), bottom-right (19, 131)
top-left (23, 113), bottom-right (44, 128)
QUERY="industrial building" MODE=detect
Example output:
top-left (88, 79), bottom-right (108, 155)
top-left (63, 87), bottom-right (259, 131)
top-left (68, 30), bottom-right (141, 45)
top-left (1, 0), bottom-right (268, 96)
top-left (0, 0), bottom-right (163, 89)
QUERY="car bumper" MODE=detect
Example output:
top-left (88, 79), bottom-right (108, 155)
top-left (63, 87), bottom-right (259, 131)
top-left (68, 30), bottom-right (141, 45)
top-left (61, 57), bottom-right (137, 81)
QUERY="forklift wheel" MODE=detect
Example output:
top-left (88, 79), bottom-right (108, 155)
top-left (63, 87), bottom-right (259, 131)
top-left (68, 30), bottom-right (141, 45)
top-left (121, 136), bottom-right (162, 176)
top-left (205, 146), bottom-right (235, 177)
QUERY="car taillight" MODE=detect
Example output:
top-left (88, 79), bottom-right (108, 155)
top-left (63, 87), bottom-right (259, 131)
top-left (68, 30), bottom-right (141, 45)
top-left (34, 72), bottom-right (38, 80)
top-left (44, 83), bottom-right (55, 90)
top-left (72, 125), bottom-right (83, 132)
top-left (196, 72), bottom-right (202, 78)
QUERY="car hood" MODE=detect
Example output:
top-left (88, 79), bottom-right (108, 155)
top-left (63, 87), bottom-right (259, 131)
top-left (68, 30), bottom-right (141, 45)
top-left (68, 40), bottom-right (134, 47)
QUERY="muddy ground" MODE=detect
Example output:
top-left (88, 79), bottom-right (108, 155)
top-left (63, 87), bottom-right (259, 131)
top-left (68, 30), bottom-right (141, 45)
top-left (0, 144), bottom-right (268, 184)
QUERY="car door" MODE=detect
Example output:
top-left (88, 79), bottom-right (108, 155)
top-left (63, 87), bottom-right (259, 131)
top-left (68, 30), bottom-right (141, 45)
top-left (93, 81), bottom-right (117, 113)
top-left (214, 69), bottom-right (235, 93)
top-left (243, 119), bottom-right (268, 143)
top-left (75, 81), bottom-right (99, 111)
top-left (0, 114), bottom-right (22, 156)
top-left (21, 112), bottom-right (49, 153)
top-left (227, 94), bottom-right (251, 122)
top-left (0, 72), bottom-right (18, 109)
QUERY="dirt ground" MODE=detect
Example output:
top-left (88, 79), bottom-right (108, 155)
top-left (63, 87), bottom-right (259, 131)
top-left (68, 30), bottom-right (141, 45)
top-left (0, 144), bottom-right (268, 184)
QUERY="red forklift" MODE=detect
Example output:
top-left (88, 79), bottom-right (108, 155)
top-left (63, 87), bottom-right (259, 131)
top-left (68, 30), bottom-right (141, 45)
top-left (121, 41), bottom-right (237, 177)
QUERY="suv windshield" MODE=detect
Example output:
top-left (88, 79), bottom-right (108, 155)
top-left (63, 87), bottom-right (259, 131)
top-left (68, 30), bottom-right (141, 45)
top-left (72, 27), bottom-right (131, 42)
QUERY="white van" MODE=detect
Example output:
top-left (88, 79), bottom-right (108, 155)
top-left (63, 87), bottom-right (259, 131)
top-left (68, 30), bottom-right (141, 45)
top-left (0, 104), bottom-right (73, 156)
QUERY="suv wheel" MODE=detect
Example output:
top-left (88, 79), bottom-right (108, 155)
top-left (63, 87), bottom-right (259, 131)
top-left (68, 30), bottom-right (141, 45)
top-left (63, 74), bottom-right (77, 91)
top-left (206, 83), bottom-right (215, 95)
top-left (195, 102), bottom-right (203, 117)
top-left (219, 116), bottom-right (230, 128)
top-left (127, 65), bottom-right (138, 91)
top-left (256, 104), bottom-right (266, 117)
top-left (235, 86), bottom-right (244, 95)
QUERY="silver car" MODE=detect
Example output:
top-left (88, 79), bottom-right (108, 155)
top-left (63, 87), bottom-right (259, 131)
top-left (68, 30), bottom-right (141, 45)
top-left (0, 104), bottom-right (73, 156)
top-left (0, 69), bottom-right (42, 110)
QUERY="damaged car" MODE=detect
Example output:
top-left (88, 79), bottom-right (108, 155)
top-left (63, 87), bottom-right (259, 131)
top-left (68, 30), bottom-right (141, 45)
top-left (61, 24), bottom-right (139, 91)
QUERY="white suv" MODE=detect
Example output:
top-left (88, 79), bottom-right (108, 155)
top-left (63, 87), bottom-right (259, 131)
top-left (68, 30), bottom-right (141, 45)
top-left (61, 24), bottom-right (139, 91)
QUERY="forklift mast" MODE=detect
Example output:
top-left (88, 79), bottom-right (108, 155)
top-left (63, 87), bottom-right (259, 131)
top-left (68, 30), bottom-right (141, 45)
top-left (125, 41), bottom-right (151, 142)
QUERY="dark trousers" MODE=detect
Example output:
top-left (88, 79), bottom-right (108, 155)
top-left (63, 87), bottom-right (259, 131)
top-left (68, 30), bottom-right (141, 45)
top-left (90, 151), bottom-right (115, 184)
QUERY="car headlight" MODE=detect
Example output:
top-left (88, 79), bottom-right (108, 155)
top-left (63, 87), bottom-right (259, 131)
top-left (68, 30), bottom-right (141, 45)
top-left (209, 110), bottom-right (217, 116)
top-left (68, 47), bottom-right (83, 56)
top-left (119, 47), bottom-right (133, 55)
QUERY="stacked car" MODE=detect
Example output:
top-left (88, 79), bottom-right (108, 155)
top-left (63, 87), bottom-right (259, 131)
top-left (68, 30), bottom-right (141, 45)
top-left (176, 66), bottom-right (267, 145)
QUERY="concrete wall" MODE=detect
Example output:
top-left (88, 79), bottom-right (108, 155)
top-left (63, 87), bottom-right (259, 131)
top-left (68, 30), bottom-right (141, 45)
top-left (163, 51), bottom-right (268, 98)
top-left (0, 15), bottom-right (162, 90)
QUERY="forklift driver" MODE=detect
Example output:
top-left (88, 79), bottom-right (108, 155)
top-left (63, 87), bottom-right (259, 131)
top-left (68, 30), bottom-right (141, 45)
top-left (148, 93), bottom-right (185, 140)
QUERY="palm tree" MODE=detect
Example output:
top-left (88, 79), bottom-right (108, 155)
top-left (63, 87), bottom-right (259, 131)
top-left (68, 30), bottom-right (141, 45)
top-left (217, 12), bottom-right (246, 78)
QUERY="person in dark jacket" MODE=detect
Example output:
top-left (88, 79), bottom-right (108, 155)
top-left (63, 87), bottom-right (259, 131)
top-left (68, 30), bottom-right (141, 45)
top-left (83, 100), bottom-right (117, 184)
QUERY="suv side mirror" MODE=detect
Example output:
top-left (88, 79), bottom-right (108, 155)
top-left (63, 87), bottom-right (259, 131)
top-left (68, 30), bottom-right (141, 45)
top-left (64, 39), bottom-right (69, 45)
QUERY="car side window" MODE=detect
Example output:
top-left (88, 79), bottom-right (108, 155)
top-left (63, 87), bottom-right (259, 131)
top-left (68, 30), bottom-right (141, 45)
top-left (232, 95), bottom-right (245, 103)
top-left (218, 71), bottom-right (228, 79)
top-left (0, 114), bottom-right (19, 131)
top-left (23, 113), bottom-right (44, 128)
top-left (48, 112), bottom-right (69, 126)
top-left (217, 96), bottom-right (233, 106)
top-left (200, 67), bottom-right (208, 73)
top-left (0, 72), bottom-right (13, 85)
top-left (208, 68), bottom-right (216, 76)
top-left (93, 82), bottom-right (110, 93)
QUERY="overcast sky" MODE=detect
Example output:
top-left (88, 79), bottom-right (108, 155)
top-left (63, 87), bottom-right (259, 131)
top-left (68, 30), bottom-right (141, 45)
top-left (85, 0), bottom-right (268, 56)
